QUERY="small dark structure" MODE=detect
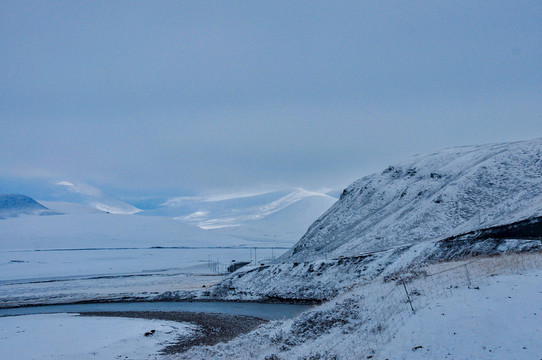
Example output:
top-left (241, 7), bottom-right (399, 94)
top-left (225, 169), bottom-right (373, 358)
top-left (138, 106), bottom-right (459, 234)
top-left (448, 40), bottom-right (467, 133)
top-left (227, 261), bottom-right (251, 273)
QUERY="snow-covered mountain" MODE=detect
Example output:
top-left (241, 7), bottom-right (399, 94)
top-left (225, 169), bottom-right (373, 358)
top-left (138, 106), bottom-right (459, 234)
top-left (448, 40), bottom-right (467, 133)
top-left (54, 181), bottom-right (141, 214)
top-left (0, 179), bottom-right (141, 215)
top-left (285, 138), bottom-right (542, 261)
top-left (0, 194), bottom-right (57, 219)
top-left (211, 193), bottom-right (337, 245)
top-left (147, 189), bottom-right (337, 245)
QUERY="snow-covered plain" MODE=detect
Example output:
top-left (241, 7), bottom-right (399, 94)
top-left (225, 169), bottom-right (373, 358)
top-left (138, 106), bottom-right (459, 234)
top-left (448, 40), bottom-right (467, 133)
top-left (0, 313), bottom-right (195, 360)
top-left (0, 201), bottom-right (286, 306)
top-left (0, 203), bottom-right (244, 251)
top-left (0, 245), bottom-right (281, 307)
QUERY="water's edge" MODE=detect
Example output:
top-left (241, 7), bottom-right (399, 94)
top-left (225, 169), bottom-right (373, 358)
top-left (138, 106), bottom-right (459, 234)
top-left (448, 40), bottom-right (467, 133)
top-left (0, 300), bottom-right (313, 320)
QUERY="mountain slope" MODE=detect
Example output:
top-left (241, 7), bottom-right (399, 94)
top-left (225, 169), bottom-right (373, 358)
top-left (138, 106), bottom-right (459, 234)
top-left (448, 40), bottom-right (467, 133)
top-left (0, 194), bottom-right (57, 219)
top-left (145, 189), bottom-right (337, 245)
top-left (285, 138), bottom-right (542, 261)
top-left (210, 192), bottom-right (337, 245)
top-left (54, 181), bottom-right (141, 214)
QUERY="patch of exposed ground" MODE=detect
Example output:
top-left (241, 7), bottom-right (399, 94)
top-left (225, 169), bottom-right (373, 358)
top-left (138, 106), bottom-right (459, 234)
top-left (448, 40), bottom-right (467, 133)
top-left (79, 311), bottom-right (266, 355)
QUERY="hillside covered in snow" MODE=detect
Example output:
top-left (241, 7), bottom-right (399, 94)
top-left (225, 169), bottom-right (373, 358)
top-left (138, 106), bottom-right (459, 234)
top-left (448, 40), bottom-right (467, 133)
top-left (285, 138), bottom-right (542, 261)
top-left (170, 138), bottom-right (542, 303)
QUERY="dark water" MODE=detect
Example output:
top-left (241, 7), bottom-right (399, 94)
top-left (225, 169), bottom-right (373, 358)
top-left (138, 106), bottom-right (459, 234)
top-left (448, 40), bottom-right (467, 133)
top-left (0, 301), bottom-right (312, 320)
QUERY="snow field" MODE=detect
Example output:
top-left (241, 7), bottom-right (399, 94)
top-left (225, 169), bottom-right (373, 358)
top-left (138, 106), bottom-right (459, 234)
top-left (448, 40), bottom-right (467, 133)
top-left (0, 313), bottom-right (197, 360)
top-left (0, 246), bottom-right (280, 307)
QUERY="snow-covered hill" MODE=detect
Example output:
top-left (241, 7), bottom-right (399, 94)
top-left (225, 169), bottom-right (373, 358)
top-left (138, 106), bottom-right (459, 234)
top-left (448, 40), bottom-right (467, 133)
top-left (0, 194), bottom-right (57, 219)
top-left (209, 191), bottom-right (337, 245)
top-left (173, 139), bottom-right (542, 303)
top-left (54, 181), bottom-right (141, 214)
top-left (147, 189), bottom-right (336, 245)
top-left (286, 138), bottom-right (542, 261)
top-left (176, 255), bottom-right (542, 360)
top-left (0, 179), bottom-right (141, 215)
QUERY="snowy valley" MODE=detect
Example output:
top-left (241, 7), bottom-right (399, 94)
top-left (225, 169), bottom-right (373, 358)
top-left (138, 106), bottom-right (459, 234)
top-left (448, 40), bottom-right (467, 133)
top-left (0, 184), bottom-right (335, 307)
top-left (2, 138), bottom-right (542, 359)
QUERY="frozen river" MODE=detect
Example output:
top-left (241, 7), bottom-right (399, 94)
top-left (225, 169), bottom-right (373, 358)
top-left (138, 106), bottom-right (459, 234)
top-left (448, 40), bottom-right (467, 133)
top-left (0, 301), bottom-right (311, 320)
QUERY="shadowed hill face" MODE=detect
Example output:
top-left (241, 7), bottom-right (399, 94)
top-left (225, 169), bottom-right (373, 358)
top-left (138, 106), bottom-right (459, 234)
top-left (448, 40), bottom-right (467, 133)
top-left (0, 194), bottom-right (51, 218)
top-left (284, 138), bottom-right (542, 262)
top-left (0, 194), bottom-right (48, 211)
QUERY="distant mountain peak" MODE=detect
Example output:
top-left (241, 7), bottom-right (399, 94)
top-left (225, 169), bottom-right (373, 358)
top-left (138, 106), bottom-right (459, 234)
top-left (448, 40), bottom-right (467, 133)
top-left (0, 194), bottom-right (57, 219)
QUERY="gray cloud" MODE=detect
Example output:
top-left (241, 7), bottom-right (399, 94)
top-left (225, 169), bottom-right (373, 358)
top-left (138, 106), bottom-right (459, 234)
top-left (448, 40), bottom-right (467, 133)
top-left (1, 1), bottom-right (542, 196)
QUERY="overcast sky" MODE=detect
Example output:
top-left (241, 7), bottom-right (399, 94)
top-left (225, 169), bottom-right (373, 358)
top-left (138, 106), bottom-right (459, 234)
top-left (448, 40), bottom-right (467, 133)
top-left (1, 1), bottom-right (542, 197)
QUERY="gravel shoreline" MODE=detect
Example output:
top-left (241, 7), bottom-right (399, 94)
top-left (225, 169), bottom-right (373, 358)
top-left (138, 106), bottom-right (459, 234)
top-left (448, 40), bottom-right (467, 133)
top-left (79, 311), bottom-right (267, 355)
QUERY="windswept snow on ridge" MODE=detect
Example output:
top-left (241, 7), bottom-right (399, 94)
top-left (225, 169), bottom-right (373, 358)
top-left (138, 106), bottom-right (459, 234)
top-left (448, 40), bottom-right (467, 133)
top-left (56, 181), bottom-right (141, 215)
top-left (286, 138), bottom-right (542, 261)
top-left (151, 188), bottom-right (337, 245)
top-left (172, 189), bottom-right (336, 230)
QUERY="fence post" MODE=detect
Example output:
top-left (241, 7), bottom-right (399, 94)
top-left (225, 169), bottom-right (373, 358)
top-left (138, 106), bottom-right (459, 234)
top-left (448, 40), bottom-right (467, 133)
top-left (464, 264), bottom-right (471, 287)
top-left (401, 277), bottom-right (415, 314)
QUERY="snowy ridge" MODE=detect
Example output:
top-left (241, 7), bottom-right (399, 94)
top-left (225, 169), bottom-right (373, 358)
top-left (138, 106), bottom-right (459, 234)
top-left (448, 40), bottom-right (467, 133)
top-left (55, 181), bottom-right (141, 215)
top-left (209, 194), bottom-right (337, 245)
top-left (172, 189), bottom-right (336, 230)
top-left (286, 138), bottom-right (542, 261)
top-left (147, 188), bottom-right (337, 245)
